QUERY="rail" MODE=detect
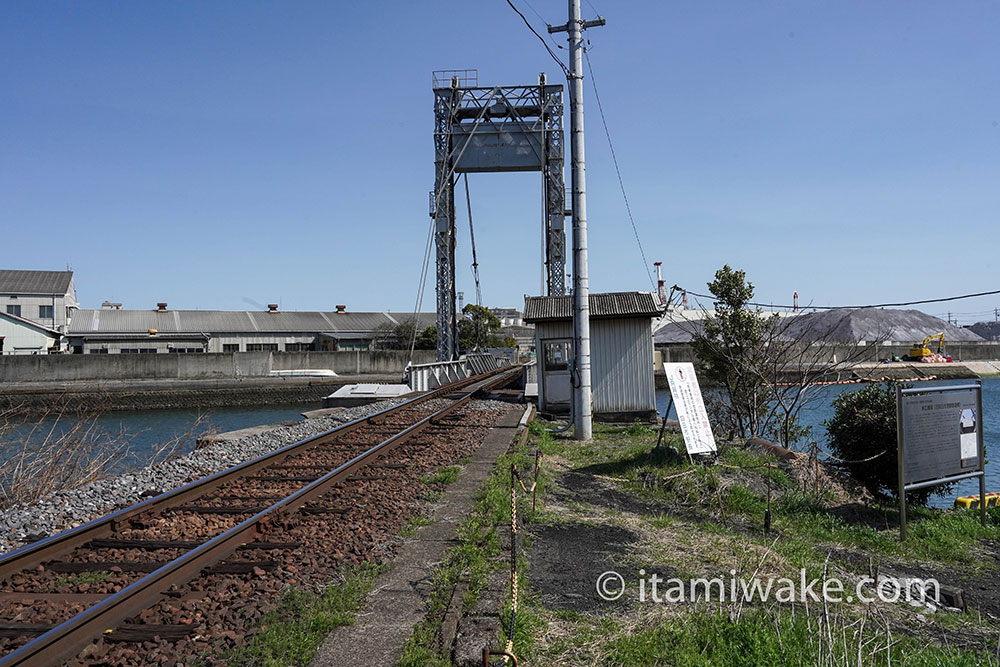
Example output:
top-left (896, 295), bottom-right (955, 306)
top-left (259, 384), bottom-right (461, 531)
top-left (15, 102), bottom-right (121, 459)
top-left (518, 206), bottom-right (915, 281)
top-left (0, 365), bottom-right (521, 666)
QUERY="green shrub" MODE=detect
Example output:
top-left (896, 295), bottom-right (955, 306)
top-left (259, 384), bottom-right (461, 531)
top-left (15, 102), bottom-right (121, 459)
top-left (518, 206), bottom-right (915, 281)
top-left (825, 382), bottom-right (951, 505)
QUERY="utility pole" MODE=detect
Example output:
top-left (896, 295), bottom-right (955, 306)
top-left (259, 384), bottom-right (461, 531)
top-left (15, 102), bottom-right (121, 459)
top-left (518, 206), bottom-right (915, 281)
top-left (550, 1), bottom-right (604, 440)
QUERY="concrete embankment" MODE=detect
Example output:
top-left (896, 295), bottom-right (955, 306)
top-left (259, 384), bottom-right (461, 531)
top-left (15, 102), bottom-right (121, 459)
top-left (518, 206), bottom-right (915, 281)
top-left (0, 375), bottom-right (397, 415)
top-left (0, 349), bottom-right (431, 414)
top-left (0, 350), bottom-right (433, 383)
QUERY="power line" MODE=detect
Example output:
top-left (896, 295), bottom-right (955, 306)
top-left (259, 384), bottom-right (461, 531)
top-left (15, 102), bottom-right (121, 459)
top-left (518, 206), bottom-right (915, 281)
top-left (672, 286), bottom-right (1000, 312)
top-left (584, 49), bottom-right (656, 292)
top-left (503, 0), bottom-right (569, 76)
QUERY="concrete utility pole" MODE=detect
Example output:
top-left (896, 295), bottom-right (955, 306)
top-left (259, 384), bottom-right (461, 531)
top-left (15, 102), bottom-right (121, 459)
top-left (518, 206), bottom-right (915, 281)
top-left (550, 2), bottom-right (604, 440)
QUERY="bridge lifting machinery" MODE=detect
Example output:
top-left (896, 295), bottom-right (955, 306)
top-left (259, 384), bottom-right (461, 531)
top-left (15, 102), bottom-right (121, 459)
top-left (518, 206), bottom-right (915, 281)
top-left (431, 70), bottom-right (566, 361)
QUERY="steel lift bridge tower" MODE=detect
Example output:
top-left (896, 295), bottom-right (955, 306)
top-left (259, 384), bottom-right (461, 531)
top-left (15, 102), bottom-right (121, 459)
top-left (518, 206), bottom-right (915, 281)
top-left (431, 70), bottom-right (565, 361)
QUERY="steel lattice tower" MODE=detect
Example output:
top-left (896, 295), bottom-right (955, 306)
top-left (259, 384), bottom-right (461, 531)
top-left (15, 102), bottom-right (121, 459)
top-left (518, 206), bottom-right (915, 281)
top-left (431, 71), bottom-right (565, 360)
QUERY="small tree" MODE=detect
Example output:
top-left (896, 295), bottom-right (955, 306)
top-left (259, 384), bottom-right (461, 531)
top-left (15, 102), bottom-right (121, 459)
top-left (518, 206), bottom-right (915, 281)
top-left (686, 265), bottom-right (890, 449)
top-left (458, 304), bottom-right (501, 352)
top-left (690, 265), bottom-right (776, 440)
top-left (825, 382), bottom-right (950, 505)
top-left (415, 325), bottom-right (437, 350)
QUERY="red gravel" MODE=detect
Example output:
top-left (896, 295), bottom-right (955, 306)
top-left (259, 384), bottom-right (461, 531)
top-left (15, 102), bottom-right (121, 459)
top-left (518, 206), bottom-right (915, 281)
top-left (0, 398), bottom-right (512, 665)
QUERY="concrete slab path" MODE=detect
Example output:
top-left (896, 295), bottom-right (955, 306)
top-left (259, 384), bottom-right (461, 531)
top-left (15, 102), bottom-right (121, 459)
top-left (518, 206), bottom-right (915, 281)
top-left (310, 403), bottom-right (527, 667)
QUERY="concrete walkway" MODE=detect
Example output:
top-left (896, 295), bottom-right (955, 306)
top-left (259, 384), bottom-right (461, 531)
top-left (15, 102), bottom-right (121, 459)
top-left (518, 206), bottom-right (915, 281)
top-left (310, 404), bottom-right (526, 667)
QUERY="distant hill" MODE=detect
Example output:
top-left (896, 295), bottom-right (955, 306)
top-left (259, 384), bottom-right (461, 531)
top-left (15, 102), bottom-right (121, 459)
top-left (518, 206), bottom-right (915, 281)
top-left (969, 321), bottom-right (1000, 341)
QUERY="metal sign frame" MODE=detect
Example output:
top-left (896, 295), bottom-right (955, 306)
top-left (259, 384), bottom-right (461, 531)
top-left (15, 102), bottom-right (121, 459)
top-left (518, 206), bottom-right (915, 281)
top-left (896, 382), bottom-right (985, 540)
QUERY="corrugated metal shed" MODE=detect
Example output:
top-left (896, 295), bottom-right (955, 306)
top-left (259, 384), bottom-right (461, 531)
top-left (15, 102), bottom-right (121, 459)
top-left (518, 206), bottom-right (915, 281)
top-left (523, 291), bottom-right (662, 323)
top-left (0, 270), bottom-right (73, 295)
top-left (528, 292), bottom-right (657, 420)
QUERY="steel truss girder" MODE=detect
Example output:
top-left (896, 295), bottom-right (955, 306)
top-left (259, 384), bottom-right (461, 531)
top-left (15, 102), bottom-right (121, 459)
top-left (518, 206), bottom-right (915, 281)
top-left (432, 76), bottom-right (565, 361)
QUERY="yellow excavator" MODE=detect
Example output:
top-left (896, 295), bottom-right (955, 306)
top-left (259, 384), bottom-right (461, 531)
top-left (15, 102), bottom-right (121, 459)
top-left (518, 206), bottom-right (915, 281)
top-left (906, 333), bottom-right (946, 360)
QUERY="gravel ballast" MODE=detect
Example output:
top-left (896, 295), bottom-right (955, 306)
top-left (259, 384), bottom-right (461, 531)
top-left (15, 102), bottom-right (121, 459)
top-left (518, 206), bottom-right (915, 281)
top-left (0, 398), bottom-right (417, 554)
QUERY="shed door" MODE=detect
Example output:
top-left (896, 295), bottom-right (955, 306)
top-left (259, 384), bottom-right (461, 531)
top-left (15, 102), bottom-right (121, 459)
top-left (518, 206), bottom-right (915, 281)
top-left (541, 338), bottom-right (572, 413)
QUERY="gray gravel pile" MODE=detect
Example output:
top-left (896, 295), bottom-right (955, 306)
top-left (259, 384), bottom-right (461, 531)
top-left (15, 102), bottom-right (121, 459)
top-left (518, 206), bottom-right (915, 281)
top-left (0, 398), bottom-right (408, 555)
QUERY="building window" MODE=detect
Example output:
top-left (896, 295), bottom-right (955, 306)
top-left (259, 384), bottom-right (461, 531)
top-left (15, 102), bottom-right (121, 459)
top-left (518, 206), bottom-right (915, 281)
top-left (246, 343), bottom-right (279, 351)
top-left (223, 344), bottom-right (241, 352)
top-left (6, 305), bottom-right (21, 317)
top-left (38, 305), bottom-right (54, 320)
top-left (285, 343), bottom-right (312, 352)
top-left (170, 347), bottom-right (203, 354)
top-left (121, 348), bottom-right (157, 354)
top-left (88, 348), bottom-right (108, 354)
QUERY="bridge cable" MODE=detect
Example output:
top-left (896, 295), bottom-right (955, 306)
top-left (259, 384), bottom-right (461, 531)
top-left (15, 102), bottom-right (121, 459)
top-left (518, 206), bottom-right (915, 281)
top-left (408, 216), bottom-right (436, 361)
top-left (464, 174), bottom-right (487, 349)
top-left (464, 174), bottom-right (483, 309)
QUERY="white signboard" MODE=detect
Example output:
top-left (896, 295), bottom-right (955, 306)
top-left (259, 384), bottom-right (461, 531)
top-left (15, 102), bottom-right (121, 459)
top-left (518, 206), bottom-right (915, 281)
top-left (663, 362), bottom-right (717, 456)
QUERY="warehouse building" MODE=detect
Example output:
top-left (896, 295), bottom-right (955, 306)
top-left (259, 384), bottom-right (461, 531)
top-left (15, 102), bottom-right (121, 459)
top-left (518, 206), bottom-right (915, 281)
top-left (524, 291), bottom-right (662, 421)
top-left (0, 269), bottom-right (78, 333)
top-left (0, 311), bottom-right (63, 355)
top-left (66, 304), bottom-right (435, 354)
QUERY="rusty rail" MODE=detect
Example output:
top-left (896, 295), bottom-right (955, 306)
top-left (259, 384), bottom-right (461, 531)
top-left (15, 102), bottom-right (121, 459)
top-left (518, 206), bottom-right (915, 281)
top-left (0, 366), bottom-right (520, 666)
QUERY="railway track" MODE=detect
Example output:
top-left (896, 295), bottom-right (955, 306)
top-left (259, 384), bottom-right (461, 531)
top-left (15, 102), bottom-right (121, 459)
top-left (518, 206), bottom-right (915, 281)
top-left (0, 366), bottom-right (520, 666)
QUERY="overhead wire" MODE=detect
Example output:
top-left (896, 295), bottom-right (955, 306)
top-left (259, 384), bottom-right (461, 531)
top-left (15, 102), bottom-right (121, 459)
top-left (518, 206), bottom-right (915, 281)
top-left (503, 0), bottom-right (569, 76)
top-left (672, 286), bottom-right (1000, 312)
top-left (584, 49), bottom-right (656, 292)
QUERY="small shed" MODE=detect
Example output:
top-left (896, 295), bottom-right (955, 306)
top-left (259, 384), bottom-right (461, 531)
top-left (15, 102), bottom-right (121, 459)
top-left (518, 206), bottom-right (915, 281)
top-left (523, 291), bottom-right (662, 421)
top-left (0, 311), bottom-right (61, 355)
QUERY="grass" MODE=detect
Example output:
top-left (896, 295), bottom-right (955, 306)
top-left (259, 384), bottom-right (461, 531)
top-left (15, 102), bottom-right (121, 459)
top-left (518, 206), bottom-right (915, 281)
top-left (400, 515), bottom-right (436, 537)
top-left (52, 571), bottom-right (111, 590)
top-left (599, 607), bottom-right (991, 667)
top-left (220, 563), bottom-right (382, 667)
top-left (513, 419), bottom-right (1000, 665)
top-left (421, 465), bottom-right (461, 486)
top-left (399, 434), bottom-right (547, 666)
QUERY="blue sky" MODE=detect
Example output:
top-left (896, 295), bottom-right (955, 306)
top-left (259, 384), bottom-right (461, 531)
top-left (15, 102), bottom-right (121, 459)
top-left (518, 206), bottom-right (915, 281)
top-left (2, 2), bottom-right (998, 324)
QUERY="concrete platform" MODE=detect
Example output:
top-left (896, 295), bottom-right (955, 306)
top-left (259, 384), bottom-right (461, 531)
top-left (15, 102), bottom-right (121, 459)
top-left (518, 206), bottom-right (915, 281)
top-left (310, 403), bottom-right (527, 667)
top-left (322, 383), bottom-right (416, 408)
top-left (195, 423), bottom-right (286, 448)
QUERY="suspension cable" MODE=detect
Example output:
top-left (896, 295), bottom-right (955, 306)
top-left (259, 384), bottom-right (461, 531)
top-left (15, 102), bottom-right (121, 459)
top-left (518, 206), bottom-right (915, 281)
top-left (464, 174), bottom-right (483, 308)
top-left (408, 217), bottom-right (436, 360)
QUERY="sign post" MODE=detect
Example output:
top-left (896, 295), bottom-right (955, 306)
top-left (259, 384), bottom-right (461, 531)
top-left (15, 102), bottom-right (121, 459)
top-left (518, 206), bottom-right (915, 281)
top-left (663, 362), bottom-right (717, 461)
top-left (897, 382), bottom-right (985, 541)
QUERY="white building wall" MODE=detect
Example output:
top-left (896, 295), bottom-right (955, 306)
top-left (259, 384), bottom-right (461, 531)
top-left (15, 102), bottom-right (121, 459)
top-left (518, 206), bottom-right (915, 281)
top-left (534, 317), bottom-right (655, 417)
top-left (0, 318), bottom-right (56, 355)
top-left (590, 318), bottom-right (655, 415)
top-left (0, 281), bottom-right (77, 332)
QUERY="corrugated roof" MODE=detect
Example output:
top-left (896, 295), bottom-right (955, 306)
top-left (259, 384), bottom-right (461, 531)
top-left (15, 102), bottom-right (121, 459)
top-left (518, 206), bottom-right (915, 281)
top-left (68, 309), bottom-right (438, 335)
top-left (523, 292), bottom-right (663, 323)
top-left (0, 310), bottom-right (61, 337)
top-left (0, 270), bottom-right (73, 295)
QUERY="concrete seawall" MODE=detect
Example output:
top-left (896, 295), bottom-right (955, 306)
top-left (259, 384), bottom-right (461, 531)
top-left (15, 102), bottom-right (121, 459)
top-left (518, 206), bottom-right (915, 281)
top-left (0, 350), bottom-right (435, 383)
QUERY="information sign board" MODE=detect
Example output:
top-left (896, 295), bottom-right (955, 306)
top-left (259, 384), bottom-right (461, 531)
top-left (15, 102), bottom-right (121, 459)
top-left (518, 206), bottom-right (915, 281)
top-left (663, 362), bottom-right (716, 456)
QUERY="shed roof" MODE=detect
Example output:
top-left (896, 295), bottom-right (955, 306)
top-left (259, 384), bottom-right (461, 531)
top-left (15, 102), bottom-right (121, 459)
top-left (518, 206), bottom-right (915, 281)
top-left (0, 270), bottom-right (73, 296)
top-left (68, 309), bottom-right (436, 336)
top-left (0, 310), bottom-right (61, 337)
top-left (523, 292), bottom-right (662, 323)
